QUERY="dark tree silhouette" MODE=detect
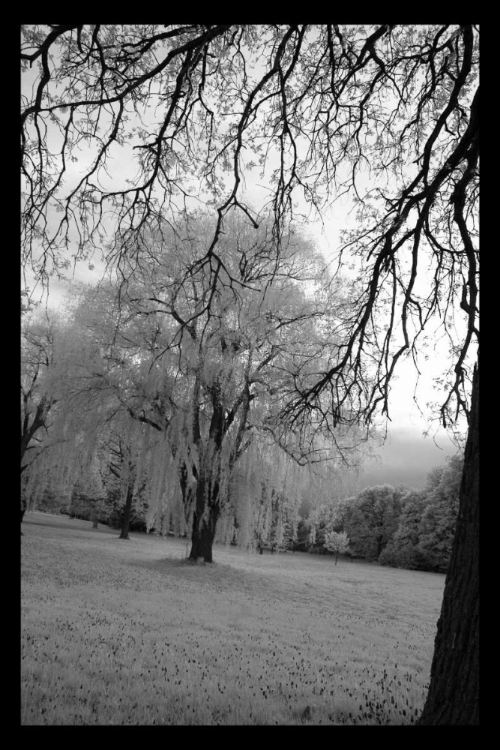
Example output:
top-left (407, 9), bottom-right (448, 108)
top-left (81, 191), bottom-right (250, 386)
top-left (21, 25), bottom-right (479, 724)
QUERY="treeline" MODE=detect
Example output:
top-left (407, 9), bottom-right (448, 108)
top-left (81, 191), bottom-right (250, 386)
top-left (32, 475), bottom-right (301, 550)
top-left (30, 450), bottom-right (462, 574)
top-left (299, 454), bottom-right (463, 573)
top-left (32, 483), bottom-right (150, 534)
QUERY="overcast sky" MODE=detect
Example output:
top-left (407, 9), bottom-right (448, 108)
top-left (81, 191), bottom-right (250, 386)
top-left (358, 426), bottom-right (458, 491)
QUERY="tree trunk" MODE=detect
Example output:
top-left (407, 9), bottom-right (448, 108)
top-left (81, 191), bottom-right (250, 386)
top-left (119, 486), bottom-right (133, 540)
top-left (417, 363), bottom-right (479, 725)
top-left (189, 476), bottom-right (220, 563)
top-left (189, 504), bottom-right (219, 562)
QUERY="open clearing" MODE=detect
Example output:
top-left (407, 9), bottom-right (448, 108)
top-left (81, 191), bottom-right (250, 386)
top-left (21, 512), bottom-right (445, 725)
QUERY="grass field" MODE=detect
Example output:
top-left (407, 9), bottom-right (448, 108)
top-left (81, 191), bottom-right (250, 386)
top-left (21, 511), bottom-right (445, 725)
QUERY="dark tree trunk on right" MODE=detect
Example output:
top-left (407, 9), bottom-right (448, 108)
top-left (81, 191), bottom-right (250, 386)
top-left (417, 363), bottom-right (479, 725)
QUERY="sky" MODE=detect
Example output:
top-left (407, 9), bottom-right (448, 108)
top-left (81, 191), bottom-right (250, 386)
top-left (358, 425), bottom-right (457, 491)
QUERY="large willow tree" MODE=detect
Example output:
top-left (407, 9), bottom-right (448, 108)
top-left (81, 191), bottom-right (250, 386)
top-left (63, 214), bottom-right (364, 561)
top-left (21, 25), bottom-right (479, 724)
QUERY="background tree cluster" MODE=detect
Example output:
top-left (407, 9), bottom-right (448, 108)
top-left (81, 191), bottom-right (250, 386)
top-left (296, 455), bottom-right (463, 572)
top-left (379, 455), bottom-right (463, 572)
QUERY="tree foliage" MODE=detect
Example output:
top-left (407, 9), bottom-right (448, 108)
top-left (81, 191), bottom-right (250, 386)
top-left (378, 455), bottom-right (462, 572)
top-left (416, 454), bottom-right (462, 571)
top-left (341, 484), bottom-right (404, 561)
top-left (378, 488), bottom-right (428, 570)
top-left (324, 530), bottom-right (350, 564)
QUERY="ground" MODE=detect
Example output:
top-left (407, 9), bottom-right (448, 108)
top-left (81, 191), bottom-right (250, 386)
top-left (21, 512), bottom-right (445, 725)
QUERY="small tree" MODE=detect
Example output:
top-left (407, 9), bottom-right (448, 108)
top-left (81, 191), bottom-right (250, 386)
top-left (324, 531), bottom-right (350, 565)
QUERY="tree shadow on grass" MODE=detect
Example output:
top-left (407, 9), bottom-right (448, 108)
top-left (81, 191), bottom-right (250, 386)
top-left (125, 555), bottom-right (234, 577)
top-left (125, 554), bottom-right (290, 602)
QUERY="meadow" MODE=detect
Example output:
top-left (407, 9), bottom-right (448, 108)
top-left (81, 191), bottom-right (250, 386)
top-left (21, 511), bottom-right (445, 725)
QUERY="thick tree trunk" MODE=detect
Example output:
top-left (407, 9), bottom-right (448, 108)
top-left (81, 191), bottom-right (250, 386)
top-left (417, 363), bottom-right (479, 725)
top-left (189, 506), bottom-right (219, 562)
top-left (119, 486), bottom-right (133, 540)
top-left (189, 476), bottom-right (220, 563)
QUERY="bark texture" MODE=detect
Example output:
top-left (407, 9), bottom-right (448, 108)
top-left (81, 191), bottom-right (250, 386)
top-left (189, 475), bottom-right (220, 563)
top-left (418, 363), bottom-right (479, 725)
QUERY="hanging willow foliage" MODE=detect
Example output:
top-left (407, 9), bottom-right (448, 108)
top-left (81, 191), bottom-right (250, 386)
top-left (24, 212), bottom-right (371, 558)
